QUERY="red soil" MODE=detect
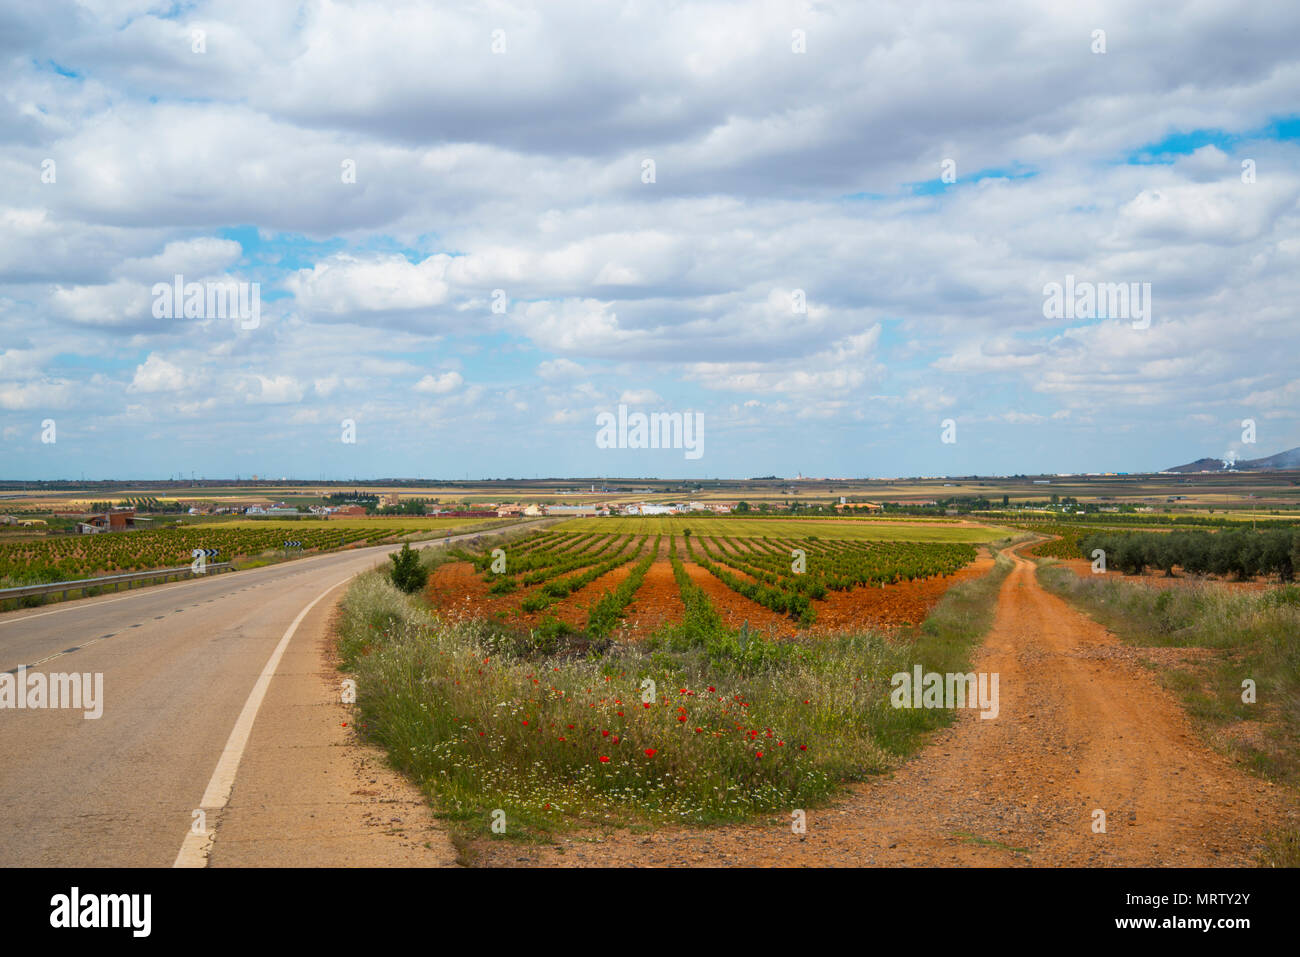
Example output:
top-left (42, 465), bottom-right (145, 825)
top-left (683, 563), bottom-right (795, 637)
top-left (547, 564), bottom-right (633, 631)
top-left (424, 561), bottom-right (517, 617)
top-left (808, 552), bottom-right (995, 633)
top-left (619, 559), bottom-right (686, 637)
top-left (423, 540), bottom-right (994, 641)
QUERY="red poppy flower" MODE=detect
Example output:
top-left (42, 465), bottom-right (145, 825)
top-left (708, 686), bottom-right (715, 692)
top-left (755, 752), bottom-right (763, 759)
top-left (799, 745), bottom-right (807, 751)
top-left (602, 730), bottom-right (610, 737)
top-left (643, 702), bottom-right (651, 709)
top-left (694, 727), bottom-right (703, 733)
top-left (599, 755), bottom-right (610, 763)
top-left (677, 715), bottom-right (687, 723)
top-left (644, 749), bottom-right (657, 758)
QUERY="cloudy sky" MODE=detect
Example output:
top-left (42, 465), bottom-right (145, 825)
top-left (2, 0), bottom-right (1298, 480)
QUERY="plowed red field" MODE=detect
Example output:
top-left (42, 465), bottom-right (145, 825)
top-left (424, 536), bottom-right (991, 639)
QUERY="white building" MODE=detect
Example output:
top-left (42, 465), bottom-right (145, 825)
top-left (624, 503), bottom-right (678, 516)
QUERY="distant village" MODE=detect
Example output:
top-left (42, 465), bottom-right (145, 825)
top-left (0, 495), bottom-right (902, 535)
top-left (178, 496), bottom-right (749, 520)
top-left (8, 497), bottom-right (799, 535)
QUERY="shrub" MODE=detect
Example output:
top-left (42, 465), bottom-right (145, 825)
top-left (388, 542), bottom-right (428, 593)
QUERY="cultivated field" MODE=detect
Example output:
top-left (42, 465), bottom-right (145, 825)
top-left (339, 517), bottom-right (1011, 841)
top-left (426, 520), bottom-right (990, 638)
top-left (552, 516), bottom-right (1009, 542)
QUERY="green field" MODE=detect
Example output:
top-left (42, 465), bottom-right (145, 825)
top-left (551, 516), bottom-right (1009, 543)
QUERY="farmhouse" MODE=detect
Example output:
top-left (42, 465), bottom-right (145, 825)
top-left (328, 505), bottom-right (368, 519)
top-left (75, 509), bottom-right (137, 534)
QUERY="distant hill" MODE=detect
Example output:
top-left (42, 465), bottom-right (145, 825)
top-left (1165, 446), bottom-right (1300, 473)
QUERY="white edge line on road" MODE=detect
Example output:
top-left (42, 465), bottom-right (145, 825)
top-left (172, 575), bottom-right (351, 868)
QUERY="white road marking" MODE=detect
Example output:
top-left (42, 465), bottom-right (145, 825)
top-left (25, 634), bottom-right (110, 667)
top-left (173, 576), bottom-right (350, 868)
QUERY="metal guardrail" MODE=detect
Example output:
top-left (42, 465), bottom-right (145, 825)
top-left (0, 562), bottom-right (234, 604)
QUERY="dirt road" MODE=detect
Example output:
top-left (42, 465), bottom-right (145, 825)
top-left (472, 540), bottom-right (1293, 866)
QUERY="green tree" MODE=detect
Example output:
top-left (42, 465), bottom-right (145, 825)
top-left (388, 543), bottom-right (428, 594)
top-left (1259, 529), bottom-right (1293, 582)
top-left (1154, 533), bottom-right (1180, 577)
top-left (1114, 536), bottom-right (1147, 575)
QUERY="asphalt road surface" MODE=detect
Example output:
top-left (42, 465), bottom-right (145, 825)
top-left (0, 523), bottom-right (539, 867)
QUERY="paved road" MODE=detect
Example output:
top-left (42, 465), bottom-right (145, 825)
top-left (0, 524), bottom-right (539, 867)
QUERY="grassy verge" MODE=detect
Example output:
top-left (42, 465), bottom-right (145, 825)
top-left (1036, 560), bottom-right (1300, 866)
top-left (335, 540), bottom-right (1014, 845)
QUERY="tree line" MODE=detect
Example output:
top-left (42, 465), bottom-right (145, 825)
top-left (1078, 528), bottom-right (1300, 581)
